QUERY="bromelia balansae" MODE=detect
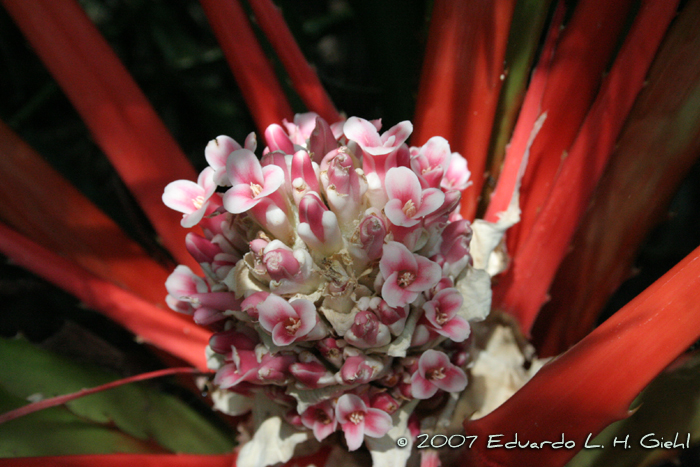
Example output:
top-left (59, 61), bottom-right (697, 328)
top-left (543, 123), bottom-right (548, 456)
top-left (162, 114), bottom-right (531, 467)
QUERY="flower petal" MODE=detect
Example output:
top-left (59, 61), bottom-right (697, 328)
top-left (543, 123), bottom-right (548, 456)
top-left (257, 294), bottom-right (297, 332)
top-left (226, 148), bottom-right (263, 186)
top-left (222, 184), bottom-right (261, 214)
top-left (362, 408), bottom-right (392, 438)
top-left (162, 180), bottom-right (203, 214)
top-left (385, 166), bottom-right (422, 204)
top-left (411, 372), bottom-right (438, 399)
top-left (379, 242), bottom-right (417, 280)
top-left (342, 420), bottom-right (365, 451)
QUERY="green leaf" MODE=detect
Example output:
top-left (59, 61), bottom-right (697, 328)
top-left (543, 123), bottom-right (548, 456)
top-left (0, 386), bottom-right (160, 457)
top-left (0, 337), bottom-right (234, 454)
top-left (567, 357), bottom-right (700, 467)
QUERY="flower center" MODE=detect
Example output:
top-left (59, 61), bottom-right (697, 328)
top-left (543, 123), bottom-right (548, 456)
top-left (250, 182), bottom-right (264, 197)
top-left (402, 199), bottom-right (417, 218)
top-left (349, 411), bottom-right (364, 425)
top-left (435, 306), bottom-right (448, 325)
top-left (192, 195), bottom-right (205, 210)
top-left (397, 271), bottom-right (416, 288)
top-left (427, 367), bottom-right (446, 381)
top-left (284, 317), bottom-right (302, 335)
top-left (317, 410), bottom-right (332, 425)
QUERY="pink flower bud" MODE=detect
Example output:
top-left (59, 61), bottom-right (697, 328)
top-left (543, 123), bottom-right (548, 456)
top-left (321, 149), bottom-right (365, 227)
top-left (377, 301), bottom-right (408, 336)
top-left (291, 150), bottom-right (319, 204)
top-left (209, 328), bottom-right (258, 355)
top-left (345, 310), bottom-right (391, 349)
top-left (439, 219), bottom-right (473, 276)
top-left (290, 352), bottom-right (336, 388)
top-left (370, 392), bottom-right (400, 414)
top-left (263, 241), bottom-right (301, 282)
top-left (316, 338), bottom-right (344, 367)
top-left (351, 210), bottom-right (387, 263)
top-left (186, 232), bottom-right (221, 265)
top-left (308, 116), bottom-right (337, 163)
top-left (340, 355), bottom-right (378, 385)
top-left (298, 192), bottom-right (343, 254)
top-left (241, 291), bottom-right (270, 321)
top-left (264, 123), bottom-right (295, 154)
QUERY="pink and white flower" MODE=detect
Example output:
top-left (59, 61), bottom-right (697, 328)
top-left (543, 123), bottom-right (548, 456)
top-left (223, 148), bottom-right (284, 214)
top-left (336, 394), bottom-right (392, 451)
top-left (257, 295), bottom-right (323, 346)
top-left (343, 117), bottom-right (412, 157)
top-left (205, 133), bottom-right (256, 185)
top-left (379, 241), bottom-right (442, 308)
top-left (410, 136), bottom-right (452, 188)
top-left (384, 167), bottom-right (445, 227)
top-left (301, 401), bottom-right (337, 442)
top-left (162, 167), bottom-right (216, 227)
top-left (440, 151), bottom-right (472, 191)
top-left (422, 288), bottom-right (470, 342)
top-left (411, 349), bottom-right (468, 399)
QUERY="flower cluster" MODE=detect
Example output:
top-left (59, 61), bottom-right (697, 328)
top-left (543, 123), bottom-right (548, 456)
top-left (163, 113), bottom-right (488, 459)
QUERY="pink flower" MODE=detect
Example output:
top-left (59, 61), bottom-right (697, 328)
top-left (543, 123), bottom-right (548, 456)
top-left (384, 166), bottom-right (445, 227)
top-left (379, 241), bottom-right (442, 307)
top-left (162, 167), bottom-right (216, 227)
top-left (423, 288), bottom-right (471, 342)
top-left (257, 295), bottom-right (321, 346)
top-left (440, 152), bottom-right (471, 191)
top-left (343, 116), bottom-right (412, 157)
top-left (222, 148), bottom-right (284, 213)
top-left (205, 133), bottom-right (256, 185)
top-left (336, 393), bottom-right (392, 451)
top-left (301, 401), bottom-right (337, 442)
top-left (410, 136), bottom-right (452, 188)
top-left (282, 112), bottom-right (320, 146)
top-left (411, 349), bottom-right (467, 399)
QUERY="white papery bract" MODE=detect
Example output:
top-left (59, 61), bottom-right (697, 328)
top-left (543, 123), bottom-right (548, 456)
top-left (164, 114), bottom-right (485, 463)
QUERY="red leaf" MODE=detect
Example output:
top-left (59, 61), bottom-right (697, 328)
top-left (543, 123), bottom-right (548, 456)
top-left (1, 0), bottom-right (198, 270)
top-left (199, 0), bottom-right (294, 133)
top-left (0, 224), bottom-right (210, 371)
top-left (0, 454), bottom-right (236, 467)
top-left (413, 0), bottom-right (516, 221)
top-left (535, 0), bottom-right (700, 355)
top-left (493, 0), bottom-right (678, 335)
top-left (464, 244), bottom-right (700, 467)
top-left (0, 120), bottom-right (171, 306)
top-left (503, 0), bottom-right (636, 256)
top-left (247, 0), bottom-right (341, 125)
top-left (483, 1), bottom-right (565, 223)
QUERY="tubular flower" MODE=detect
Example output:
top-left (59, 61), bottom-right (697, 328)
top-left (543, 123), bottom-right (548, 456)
top-left (163, 114), bottom-right (504, 465)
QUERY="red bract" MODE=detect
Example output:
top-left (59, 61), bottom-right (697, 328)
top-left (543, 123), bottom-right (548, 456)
top-left (1, 0), bottom-right (699, 466)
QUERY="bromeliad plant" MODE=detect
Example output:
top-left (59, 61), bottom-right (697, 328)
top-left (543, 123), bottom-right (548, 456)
top-left (162, 115), bottom-right (489, 465)
top-left (2, 0), bottom-right (700, 466)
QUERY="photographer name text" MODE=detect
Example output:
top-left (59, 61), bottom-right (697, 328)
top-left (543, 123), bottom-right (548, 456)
top-left (397, 432), bottom-right (691, 450)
